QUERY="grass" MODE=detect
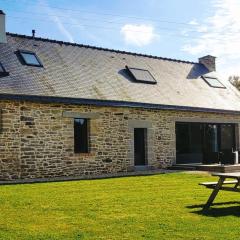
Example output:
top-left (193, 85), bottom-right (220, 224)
top-left (0, 172), bottom-right (240, 240)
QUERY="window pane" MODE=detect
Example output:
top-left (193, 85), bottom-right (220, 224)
top-left (21, 52), bottom-right (41, 66)
top-left (189, 123), bottom-right (202, 153)
top-left (176, 122), bottom-right (203, 164)
top-left (221, 124), bottom-right (234, 150)
top-left (204, 124), bottom-right (219, 152)
top-left (126, 66), bottom-right (157, 84)
top-left (0, 63), bottom-right (4, 72)
top-left (74, 118), bottom-right (89, 153)
top-left (0, 62), bottom-right (9, 76)
top-left (202, 76), bottom-right (225, 88)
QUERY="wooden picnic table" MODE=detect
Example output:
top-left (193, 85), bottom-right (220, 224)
top-left (199, 172), bottom-right (240, 211)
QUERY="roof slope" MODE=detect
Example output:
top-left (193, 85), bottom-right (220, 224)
top-left (1, 33), bottom-right (240, 112)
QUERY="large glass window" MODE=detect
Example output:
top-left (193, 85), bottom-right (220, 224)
top-left (176, 123), bottom-right (202, 154)
top-left (220, 124), bottom-right (236, 164)
top-left (74, 118), bottom-right (89, 153)
top-left (176, 122), bottom-right (203, 164)
top-left (221, 124), bottom-right (235, 151)
top-left (176, 122), bottom-right (236, 164)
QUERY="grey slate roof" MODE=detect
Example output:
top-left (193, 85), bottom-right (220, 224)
top-left (1, 32), bottom-right (240, 113)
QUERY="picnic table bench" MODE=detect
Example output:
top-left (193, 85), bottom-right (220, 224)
top-left (199, 172), bottom-right (240, 211)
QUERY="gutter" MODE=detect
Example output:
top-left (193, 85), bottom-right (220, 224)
top-left (0, 93), bottom-right (240, 115)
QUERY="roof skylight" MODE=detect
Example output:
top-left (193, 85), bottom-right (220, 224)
top-left (202, 76), bottom-right (225, 89)
top-left (126, 66), bottom-right (157, 84)
top-left (18, 50), bottom-right (43, 67)
top-left (0, 62), bottom-right (9, 77)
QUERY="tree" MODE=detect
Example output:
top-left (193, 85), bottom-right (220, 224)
top-left (229, 75), bottom-right (240, 90)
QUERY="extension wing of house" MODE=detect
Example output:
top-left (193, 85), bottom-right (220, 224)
top-left (1, 10), bottom-right (240, 180)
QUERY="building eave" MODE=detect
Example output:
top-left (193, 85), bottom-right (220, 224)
top-left (0, 93), bottom-right (239, 115)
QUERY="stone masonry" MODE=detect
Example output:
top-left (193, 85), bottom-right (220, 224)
top-left (0, 99), bottom-right (240, 180)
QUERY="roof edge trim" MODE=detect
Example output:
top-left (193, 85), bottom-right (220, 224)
top-left (0, 94), bottom-right (239, 115)
top-left (7, 32), bottom-right (196, 64)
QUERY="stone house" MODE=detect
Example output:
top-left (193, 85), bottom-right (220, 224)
top-left (1, 10), bottom-right (240, 180)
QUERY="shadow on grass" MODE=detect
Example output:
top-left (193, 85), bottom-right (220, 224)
top-left (187, 201), bottom-right (240, 217)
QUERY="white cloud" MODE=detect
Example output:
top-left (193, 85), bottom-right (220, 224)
top-left (188, 19), bottom-right (199, 25)
top-left (120, 24), bottom-right (158, 47)
top-left (182, 0), bottom-right (240, 78)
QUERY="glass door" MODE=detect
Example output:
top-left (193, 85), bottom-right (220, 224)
top-left (219, 124), bottom-right (235, 164)
top-left (202, 124), bottom-right (219, 164)
top-left (176, 122), bottom-right (203, 164)
top-left (176, 122), bottom-right (237, 165)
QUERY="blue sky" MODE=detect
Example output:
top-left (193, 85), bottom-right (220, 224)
top-left (1, 0), bottom-right (240, 78)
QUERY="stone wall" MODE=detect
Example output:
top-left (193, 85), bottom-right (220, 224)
top-left (0, 100), bottom-right (240, 180)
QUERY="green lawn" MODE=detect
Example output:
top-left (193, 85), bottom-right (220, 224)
top-left (0, 172), bottom-right (239, 240)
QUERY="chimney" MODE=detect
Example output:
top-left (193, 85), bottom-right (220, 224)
top-left (0, 10), bottom-right (6, 43)
top-left (199, 55), bottom-right (216, 72)
top-left (32, 29), bottom-right (35, 38)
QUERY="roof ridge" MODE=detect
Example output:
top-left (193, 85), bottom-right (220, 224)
top-left (7, 32), bottom-right (196, 64)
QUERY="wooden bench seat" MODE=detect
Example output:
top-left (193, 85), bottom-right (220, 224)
top-left (199, 180), bottom-right (238, 187)
top-left (200, 173), bottom-right (240, 211)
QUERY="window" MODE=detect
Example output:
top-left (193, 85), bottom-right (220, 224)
top-left (176, 122), bottom-right (236, 165)
top-left (176, 122), bottom-right (203, 154)
top-left (126, 66), bottom-right (157, 84)
top-left (176, 122), bottom-right (203, 164)
top-left (74, 118), bottom-right (89, 153)
top-left (202, 76), bottom-right (225, 88)
top-left (18, 50), bottom-right (43, 67)
top-left (0, 62), bottom-right (9, 77)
